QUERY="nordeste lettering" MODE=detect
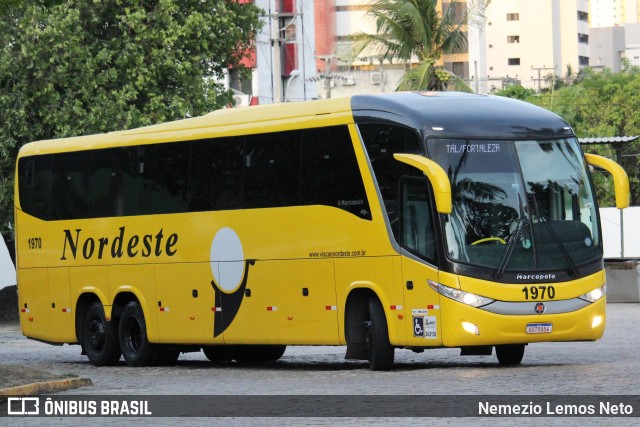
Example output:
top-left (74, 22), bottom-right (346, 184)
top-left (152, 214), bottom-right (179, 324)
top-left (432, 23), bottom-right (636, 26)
top-left (60, 226), bottom-right (178, 260)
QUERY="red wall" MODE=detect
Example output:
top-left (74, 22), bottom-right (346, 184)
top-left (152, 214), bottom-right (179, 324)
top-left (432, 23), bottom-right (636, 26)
top-left (314, 0), bottom-right (336, 72)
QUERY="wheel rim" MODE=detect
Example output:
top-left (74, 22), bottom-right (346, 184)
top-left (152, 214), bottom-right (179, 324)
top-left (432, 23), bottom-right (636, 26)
top-left (87, 318), bottom-right (106, 350)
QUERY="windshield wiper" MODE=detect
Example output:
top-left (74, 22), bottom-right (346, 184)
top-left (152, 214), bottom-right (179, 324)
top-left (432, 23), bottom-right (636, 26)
top-left (538, 218), bottom-right (579, 277)
top-left (494, 194), bottom-right (528, 279)
top-left (529, 192), bottom-right (580, 278)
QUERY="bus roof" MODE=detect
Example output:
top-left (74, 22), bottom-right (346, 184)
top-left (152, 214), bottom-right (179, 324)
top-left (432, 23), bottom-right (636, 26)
top-left (351, 92), bottom-right (574, 140)
top-left (18, 92), bottom-right (573, 157)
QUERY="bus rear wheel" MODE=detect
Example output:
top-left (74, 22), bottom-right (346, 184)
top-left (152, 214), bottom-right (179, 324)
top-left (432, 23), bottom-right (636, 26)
top-left (119, 301), bottom-right (157, 367)
top-left (495, 344), bottom-right (525, 366)
top-left (365, 297), bottom-right (394, 371)
top-left (83, 302), bottom-right (121, 366)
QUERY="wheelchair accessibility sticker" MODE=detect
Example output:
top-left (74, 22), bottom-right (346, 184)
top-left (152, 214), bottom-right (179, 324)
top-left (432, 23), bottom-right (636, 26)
top-left (413, 314), bottom-right (437, 339)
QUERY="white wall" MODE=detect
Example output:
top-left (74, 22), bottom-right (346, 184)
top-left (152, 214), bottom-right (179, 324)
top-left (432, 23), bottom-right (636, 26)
top-left (0, 234), bottom-right (15, 290)
top-left (601, 207), bottom-right (640, 258)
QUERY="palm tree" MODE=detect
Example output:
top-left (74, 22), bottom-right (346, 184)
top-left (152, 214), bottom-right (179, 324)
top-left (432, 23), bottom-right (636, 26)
top-left (349, 0), bottom-right (479, 91)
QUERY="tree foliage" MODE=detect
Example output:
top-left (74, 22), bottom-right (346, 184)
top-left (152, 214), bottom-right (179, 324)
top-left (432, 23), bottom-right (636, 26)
top-left (0, 0), bottom-right (261, 239)
top-left (350, 0), bottom-right (475, 91)
top-left (493, 84), bottom-right (535, 101)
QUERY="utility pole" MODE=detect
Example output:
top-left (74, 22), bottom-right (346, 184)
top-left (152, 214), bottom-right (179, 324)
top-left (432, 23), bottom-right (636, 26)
top-left (531, 65), bottom-right (555, 93)
top-left (317, 55), bottom-right (337, 99)
top-left (270, 0), bottom-right (283, 103)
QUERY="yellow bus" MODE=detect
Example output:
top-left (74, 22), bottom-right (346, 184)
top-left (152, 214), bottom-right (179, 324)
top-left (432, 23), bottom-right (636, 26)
top-left (15, 92), bottom-right (629, 370)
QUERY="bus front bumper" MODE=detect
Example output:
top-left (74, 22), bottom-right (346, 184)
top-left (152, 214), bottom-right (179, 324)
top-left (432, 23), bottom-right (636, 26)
top-left (439, 297), bottom-right (606, 347)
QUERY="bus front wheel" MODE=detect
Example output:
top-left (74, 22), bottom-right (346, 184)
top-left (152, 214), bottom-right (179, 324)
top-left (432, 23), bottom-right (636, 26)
top-left (495, 344), bottom-right (525, 366)
top-left (365, 297), bottom-right (394, 371)
top-left (119, 301), bottom-right (157, 367)
top-left (83, 302), bottom-right (121, 366)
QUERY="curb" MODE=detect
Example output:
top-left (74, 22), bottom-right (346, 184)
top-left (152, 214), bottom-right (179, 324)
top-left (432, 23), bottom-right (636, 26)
top-left (0, 377), bottom-right (92, 397)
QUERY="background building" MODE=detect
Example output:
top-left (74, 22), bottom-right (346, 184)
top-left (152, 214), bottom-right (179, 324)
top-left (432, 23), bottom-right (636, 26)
top-left (235, 0), bottom-right (602, 101)
top-left (477, 0), bottom-right (590, 93)
top-left (590, 0), bottom-right (640, 27)
top-left (240, 0), bottom-right (474, 103)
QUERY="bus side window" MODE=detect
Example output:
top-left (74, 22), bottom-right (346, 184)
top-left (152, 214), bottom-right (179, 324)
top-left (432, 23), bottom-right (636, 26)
top-left (243, 131), bottom-right (301, 209)
top-left (87, 149), bottom-right (118, 218)
top-left (51, 151), bottom-right (91, 220)
top-left (190, 137), bottom-right (243, 212)
top-left (18, 155), bottom-right (53, 220)
top-left (301, 126), bottom-right (371, 219)
top-left (138, 143), bottom-right (190, 215)
top-left (400, 177), bottom-right (437, 264)
top-left (358, 123), bottom-right (428, 241)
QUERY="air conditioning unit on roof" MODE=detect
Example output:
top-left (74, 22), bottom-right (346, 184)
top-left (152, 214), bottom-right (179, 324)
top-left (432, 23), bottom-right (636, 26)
top-left (233, 94), bottom-right (250, 107)
top-left (370, 72), bottom-right (383, 85)
top-left (342, 75), bottom-right (356, 86)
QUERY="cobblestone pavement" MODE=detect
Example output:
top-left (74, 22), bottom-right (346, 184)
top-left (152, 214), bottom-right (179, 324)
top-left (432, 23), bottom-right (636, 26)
top-left (0, 303), bottom-right (638, 426)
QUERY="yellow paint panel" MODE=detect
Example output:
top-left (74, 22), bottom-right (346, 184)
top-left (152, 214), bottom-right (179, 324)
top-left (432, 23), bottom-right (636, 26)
top-left (222, 260), bottom-right (280, 344)
top-left (108, 264), bottom-right (158, 341)
top-left (458, 270), bottom-right (605, 301)
top-left (335, 256), bottom-right (403, 345)
top-left (69, 266), bottom-right (110, 306)
top-left (17, 268), bottom-right (51, 340)
top-left (277, 259), bottom-right (339, 345)
top-left (440, 297), bottom-right (606, 347)
top-left (48, 268), bottom-right (75, 342)
top-left (155, 262), bottom-right (216, 344)
top-left (401, 257), bottom-right (442, 346)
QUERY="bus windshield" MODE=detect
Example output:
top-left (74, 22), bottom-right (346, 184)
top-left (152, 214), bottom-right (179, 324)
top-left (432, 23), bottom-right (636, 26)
top-left (427, 138), bottom-right (601, 274)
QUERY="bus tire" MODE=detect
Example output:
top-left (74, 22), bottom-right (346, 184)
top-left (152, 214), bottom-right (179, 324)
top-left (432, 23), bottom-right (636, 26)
top-left (365, 297), bottom-right (394, 371)
top-left (495, 344), bottom-right (525, 366)
top-left (261, 345), bottom-right (286, 361)
top-left (119, 301), bottom-right (157, 367)
top-left (83, 302), bottom-right (121, 367)
top-left (203, 345), bottom-right (234, 363)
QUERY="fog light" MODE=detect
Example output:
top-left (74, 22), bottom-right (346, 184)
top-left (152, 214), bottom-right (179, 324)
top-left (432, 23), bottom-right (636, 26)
top-left (591, 315), bottom-right (603, 329)
top-left (462, 321), bottom-right (479, 335)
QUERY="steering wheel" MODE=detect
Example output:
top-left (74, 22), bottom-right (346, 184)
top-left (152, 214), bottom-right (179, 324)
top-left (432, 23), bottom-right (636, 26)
top-left (471, 237), bottom-right (507, 246)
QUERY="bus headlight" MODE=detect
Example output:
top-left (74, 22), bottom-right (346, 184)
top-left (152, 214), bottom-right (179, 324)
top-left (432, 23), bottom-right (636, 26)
top-left (578, 285), bottom-right (606, 303)
top-left (429, 281), bottom-right (494, 308)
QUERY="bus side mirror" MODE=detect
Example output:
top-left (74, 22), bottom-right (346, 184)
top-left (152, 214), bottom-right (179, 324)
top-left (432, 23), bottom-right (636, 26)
top-left (393, 153), bottom-right (452, 214)
top-left (584, 153), bottom-right (630, 209)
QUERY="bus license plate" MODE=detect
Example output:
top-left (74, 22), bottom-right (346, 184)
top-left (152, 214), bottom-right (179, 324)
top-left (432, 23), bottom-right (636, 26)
top-left (526, 323), bottom-right (552, 334)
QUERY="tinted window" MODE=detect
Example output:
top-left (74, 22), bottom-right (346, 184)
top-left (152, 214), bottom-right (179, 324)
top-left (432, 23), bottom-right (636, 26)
top-left (118, 146), bottom-right (142, 216)
top-left (138, 143), bottom-right (190, 215)
top-left (400, 177), bottom-right (437, 263)
top-left (243, 131), bottom-right (301, 209)
top-left (50, 151), bottom-right (91, 220)
top-left (302, 126), bottom-right (371, 219)
top-left (18, 125), bottom-right (372, 221)
top-left (18, 155), bottom-right (53, 219)
top-left (87, 149), bottom-right (119, 218)
top-left (359, 123), bottom-right (423, 232)
top-left (360, 123), bottom-right (435, 257)
top-left (190, 137), bottom-right (243, 211)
